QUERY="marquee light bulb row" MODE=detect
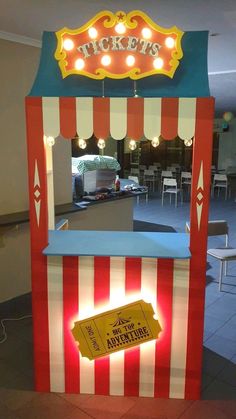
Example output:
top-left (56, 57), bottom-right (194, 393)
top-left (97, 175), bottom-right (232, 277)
top-left (74, 55), bottom-right (163, 70)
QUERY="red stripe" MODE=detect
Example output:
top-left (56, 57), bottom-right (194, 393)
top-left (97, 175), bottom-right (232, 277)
top-left (127, 98), bottom-right (144, 140)
top-left (161, 98), bottom-right (179, 140)
top-left (124, 258), bottom-right (142, 396)
top-left (59, 97), bottom-right (76, 139)
top-left (63, 256), bottom-right (80, 393)
top-left (94, 257), bottom-right (110, 395)
top-left (93, 98), bottom-right (110, 139)
top-left (155, 258), bottom-right (174, 397)
top-left (25, 97), bottom-right (50, 391)
top-left (185, 97), bottom-right (214, 399)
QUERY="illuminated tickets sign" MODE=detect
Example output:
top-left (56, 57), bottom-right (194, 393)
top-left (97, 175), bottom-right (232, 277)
top-left (55, 10), bottom-right (184, 80)
top-left (71, 300), bottom-right (162, 360)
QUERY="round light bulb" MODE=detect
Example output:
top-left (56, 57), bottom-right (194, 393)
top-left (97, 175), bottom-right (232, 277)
top-left (97, 138), bottom-right (106, 149)
top-left (184, 139), bottom-right (193, 147)
top-left (78, 138), bottom-right (87, 149)
top-left (151, 137), bottom-right (160, 147)
top-left (88, 27), bottom-right (98, 39)
top-left (142, 27), bottom-right (152, 39)
top-left (223, 111), bottom-right (234, 122)
top-left (63, 38), bottom-right (74, 51)
top-left (153, 57), bottom-right (164, 69)
top-left (75, 58), bottom-right (85, 70)
top-left (165, 37), bottom-right (175, 49)
top-left (126, 55), bottom-right (135, 67)
top-left (101, 55), bottom-right (111, 66)
top-left (115, 22), bottom-right (126, 34)
top-left (129, 139), bottom-right (137, 151)
top-left (46, 136), bottom-right (55, 146)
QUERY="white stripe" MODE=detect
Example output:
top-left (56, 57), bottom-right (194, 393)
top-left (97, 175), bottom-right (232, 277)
top-left (178, 98), bottom-right (196, 140)
top-left (42, 97), bottom-right (60, 138)
top-left (78, 256), bottom-right (95, 394)
top-left (76, 97), bottom-right (93, 139)
top-left (144, 98), bottom-right (162, 140)
top-left (139, 257), bottom-right (157, 397)
top-left (109, 257), bottom-right (126, 395)
top-left (47, 256), bottom-right (65, 392)
top-left (110, 98), bottom-right (127, 140)
top-left (45, 143), bottom-right (55, 230)
top-left (169, 259), bottom-right (190, 398)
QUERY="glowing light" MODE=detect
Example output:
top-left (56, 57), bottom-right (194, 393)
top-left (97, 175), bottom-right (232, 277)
top-left (63, 38), bottom-right (74, 51)
top-left (153, 57), bottom-right (164, 69)
top-left (151, 137), bottom-right (160, 147)
top-left (88, 27), bottom-right (98, 39)
top-left (75, 58), bottom-right (85, 70)
top-left (223, 111), bottom-right (234, 122)
top-left (45, 136), bottom-right (55, 146)
top-left (115, 22), bottom-right (126, 34)
top-left (78, 138), bottom-right (87, 149)
top-left (165, 37), bottom-right (175, 49)
top-left (126, 55), bottom-right (135, 66)
top-left (97, 138), bottom-right (106, 149)
top-left (184, 138), bottom-right (193, 147)
top-left (129, 139), bottom-right (137, 151)
top-left (142, 27), bottom-right (152, 39)
top-left (101, 55), bottom-right (111, 66)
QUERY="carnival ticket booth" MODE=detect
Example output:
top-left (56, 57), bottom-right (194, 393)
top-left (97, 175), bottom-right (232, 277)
top-left (25, 11), bottom-right (214, 399)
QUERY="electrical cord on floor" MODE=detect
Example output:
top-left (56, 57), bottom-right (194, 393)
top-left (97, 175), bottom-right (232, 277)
top-left (0, 315), bottom-right (32, 344)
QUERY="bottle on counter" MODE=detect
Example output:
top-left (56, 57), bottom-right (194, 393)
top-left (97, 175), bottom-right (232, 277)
top-left (114, 175), bottom-right (120, 192)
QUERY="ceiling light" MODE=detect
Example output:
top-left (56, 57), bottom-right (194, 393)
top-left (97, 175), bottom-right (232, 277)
top-left (151, 137), bottom-right (160, 147)
top-left (97, 138), bottom-right (106, 149)
top-left (75, 58), bottom-right (85, 70)
top-left (78, 138), bottom-right (87, 149)
top-left (184, 139), bottom-right (193, 147)
top-left (153, 57), bottom-right (164, 69)
top-left (45, 136), bottom-right (55, 146)
top-left (129, 139), bottom-right (137, 150)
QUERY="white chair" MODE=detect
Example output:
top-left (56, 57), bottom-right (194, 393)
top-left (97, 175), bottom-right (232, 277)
top-left (181, 171), bottom-right (192, 196)
top-left (130, 168), bottom-right (140, 177)
top-left (128, 176), bottom-right (148, 204)
top-left (211, 174), bottom-right (228, 200)
top-left (162, 178), bottom-right (182, 207)
top-left (161, 170), bottom-right (173, 184)
top-left (186, 220), bottom-right (233, 291)
top-left (143, 169), bottom-right (155, 192)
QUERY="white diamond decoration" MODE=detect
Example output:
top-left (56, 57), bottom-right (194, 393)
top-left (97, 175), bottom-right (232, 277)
top-left (197, 192), bottom-right (203, 201)
top-left (34, 159), bottom-right (41, 227)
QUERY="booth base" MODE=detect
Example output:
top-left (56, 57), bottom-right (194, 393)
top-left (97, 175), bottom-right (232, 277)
top-left (33, 255), bottom-right (197, 399)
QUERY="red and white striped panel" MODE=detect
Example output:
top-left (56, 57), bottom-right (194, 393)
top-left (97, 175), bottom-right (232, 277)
top-left (45, 255), bottom-right (190, 398)
top-left (42, 97), bottom-right (196, 141)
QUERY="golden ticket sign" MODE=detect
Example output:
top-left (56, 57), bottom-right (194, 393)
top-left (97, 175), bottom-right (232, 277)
top-left (55, 10), bottom-right (184, 80)
top-left (71, 300), bottom-right (162, 360)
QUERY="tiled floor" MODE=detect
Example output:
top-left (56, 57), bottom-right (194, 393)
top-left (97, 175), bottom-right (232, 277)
top-left (0, 195), bottom-right (236, 418)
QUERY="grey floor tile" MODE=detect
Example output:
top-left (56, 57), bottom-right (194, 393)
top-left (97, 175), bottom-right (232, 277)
top-left (204, 335), bottom-right (236, 360)
top-left (202, 348), bottom-right (230, 377)
top-left (202, 378), bottom-right (236, 400)
top-left (217, 361), bottom-right (236, 387)
top-left (204, 314), bottom-right (228, 334)
top-left (215, 321), bottom-right (236, 342)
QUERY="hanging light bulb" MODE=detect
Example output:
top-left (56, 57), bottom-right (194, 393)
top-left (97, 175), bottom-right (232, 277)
top-left (151, 137), bottom-right (160, 147)
top-left (45, 136), bottom-right (55, 146)
top-left (184, 138), bottom-right (193, 147)
top-left (97, 138), bottom-right (106, 149)
top-left (78, 138), bottom-right (87, 149)
top-left (129, 139), bottom-right (137, 150)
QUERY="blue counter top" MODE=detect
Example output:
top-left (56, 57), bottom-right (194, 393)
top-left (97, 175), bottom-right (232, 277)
top-left (43, 230), bottom-right (191, 259)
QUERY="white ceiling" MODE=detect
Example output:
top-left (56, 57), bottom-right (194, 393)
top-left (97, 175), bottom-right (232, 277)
top-left (1, 0), bottom-right (236, 116)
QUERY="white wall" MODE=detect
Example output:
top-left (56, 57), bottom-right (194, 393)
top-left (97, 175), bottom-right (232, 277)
top-left (217, 118), bottom-right (236, 170)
